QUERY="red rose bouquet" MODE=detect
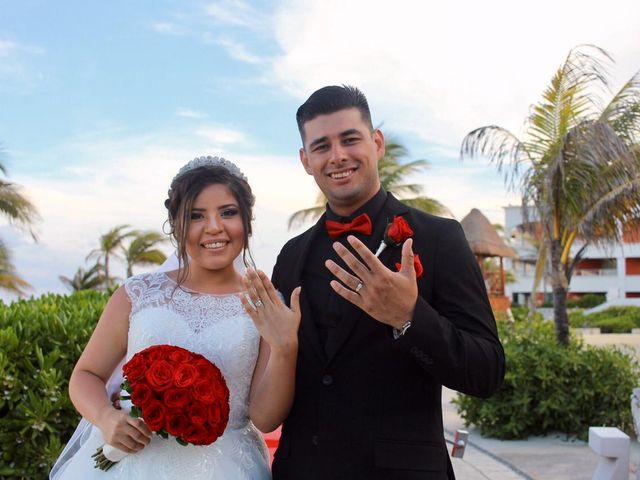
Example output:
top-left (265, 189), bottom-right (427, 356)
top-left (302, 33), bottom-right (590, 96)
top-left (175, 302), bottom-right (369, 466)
top-left (93, 345), bottom-right (230, 470)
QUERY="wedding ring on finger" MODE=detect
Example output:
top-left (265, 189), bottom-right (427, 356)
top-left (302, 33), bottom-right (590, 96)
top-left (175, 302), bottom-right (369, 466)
top-left (355, 281), bottom-right (364, 294)
top-left (254, 299), bottom-right (264, 308)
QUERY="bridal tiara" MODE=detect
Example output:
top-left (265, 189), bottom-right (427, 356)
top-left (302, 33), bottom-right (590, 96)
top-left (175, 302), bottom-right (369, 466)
top-left (172, 155), bottom-right (247, 183)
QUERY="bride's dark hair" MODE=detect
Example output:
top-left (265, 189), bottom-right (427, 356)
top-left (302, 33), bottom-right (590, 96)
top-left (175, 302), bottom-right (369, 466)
top-left (164, 164), bottom-right (255, 287)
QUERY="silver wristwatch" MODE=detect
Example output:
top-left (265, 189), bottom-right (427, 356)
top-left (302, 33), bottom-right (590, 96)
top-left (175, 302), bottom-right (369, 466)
top-left (392, 320), bottom-right (412, 340)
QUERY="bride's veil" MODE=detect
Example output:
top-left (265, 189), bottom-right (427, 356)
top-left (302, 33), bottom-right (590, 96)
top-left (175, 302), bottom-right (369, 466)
top-left (50, 250), bottom-right (246, 478)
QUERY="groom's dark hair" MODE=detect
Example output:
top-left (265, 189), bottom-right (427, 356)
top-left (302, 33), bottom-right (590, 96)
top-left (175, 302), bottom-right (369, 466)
top-left (296, 85), bottom-right (373, 142)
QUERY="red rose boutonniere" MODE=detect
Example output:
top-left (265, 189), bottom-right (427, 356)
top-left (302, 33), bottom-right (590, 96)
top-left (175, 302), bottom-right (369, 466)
top-left (395, 254), bottom-right (424, 279)
top-left (375, 215), bottom-right (414, 256)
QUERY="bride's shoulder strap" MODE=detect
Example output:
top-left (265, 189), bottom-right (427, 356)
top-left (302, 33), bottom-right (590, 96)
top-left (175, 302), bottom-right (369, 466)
top-left (123, 271), bottom-right (168, 311)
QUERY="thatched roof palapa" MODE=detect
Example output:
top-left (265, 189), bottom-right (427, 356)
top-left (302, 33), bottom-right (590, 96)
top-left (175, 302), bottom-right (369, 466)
top-left (460, 208), bottom-right (515, 258)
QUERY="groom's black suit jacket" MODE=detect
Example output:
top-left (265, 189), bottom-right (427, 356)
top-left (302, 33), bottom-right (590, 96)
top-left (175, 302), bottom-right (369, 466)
top-left (271, 193), bottom-right (505, 480)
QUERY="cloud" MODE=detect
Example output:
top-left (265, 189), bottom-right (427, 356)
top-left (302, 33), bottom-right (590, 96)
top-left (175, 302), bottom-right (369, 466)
top-left (202, 34), bottom-right (263, 64)
top-left (176, 108), bottom-right (209, 119)
top-left (195, 125), bottom-right (247, 145)
top-left (0, 40), bottom-right (17, 56)
top-left (270, 0), bottom-right (640, 151)
top-left (204, 0), bottom-right (263, 28)
top-left (10, 127), bottom-right (311, 296)
top-left (0, 37), bottom-right (44, 94)
top-left (150, 21), bottom-right (185, 35)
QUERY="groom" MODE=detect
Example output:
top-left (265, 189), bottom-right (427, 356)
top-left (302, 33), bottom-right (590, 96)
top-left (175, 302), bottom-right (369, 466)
top-left (271, 85), bottom-right (505, 479)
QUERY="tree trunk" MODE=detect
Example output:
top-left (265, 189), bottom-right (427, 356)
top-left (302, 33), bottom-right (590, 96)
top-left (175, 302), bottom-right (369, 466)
top-left (549, 239), bottom-right (570, 345)
top-left (553, 284), bottom-right (569, 345)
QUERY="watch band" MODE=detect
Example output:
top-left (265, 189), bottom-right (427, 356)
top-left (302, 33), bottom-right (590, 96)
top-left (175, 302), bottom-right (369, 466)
top-left (392, 320), bottom-right (412, 340)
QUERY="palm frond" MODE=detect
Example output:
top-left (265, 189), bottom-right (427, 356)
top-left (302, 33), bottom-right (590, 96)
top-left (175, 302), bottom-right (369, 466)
top-left (0, 238), bottom-right (31, 295)
top-left (399, 197), bottom-right (451, 217)
top-left (460, 126), bottom-right (531, 192)
top-left (0, 181), bottom-right (40, 239)
top-left (59, 262), bottom-right (105, 292)
top-left (599, 69), bottom-right (640, 145)
top-left (287, 205), bottom-right (326, 230)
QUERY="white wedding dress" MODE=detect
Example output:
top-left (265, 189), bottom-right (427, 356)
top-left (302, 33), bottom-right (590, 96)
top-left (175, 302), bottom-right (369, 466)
top-left (51, 271), bottom-right (270, 479)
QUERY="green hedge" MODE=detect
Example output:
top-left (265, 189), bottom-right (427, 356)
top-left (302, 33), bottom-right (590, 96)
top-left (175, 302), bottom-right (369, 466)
top-left (0, 291), bottom-right (108, 479)
top-left (454, 316), bottom-right (640, 440)
top-left (570, 306), bottom-right (640, 333)
top-left (566, 293), bottom-right (606, 309)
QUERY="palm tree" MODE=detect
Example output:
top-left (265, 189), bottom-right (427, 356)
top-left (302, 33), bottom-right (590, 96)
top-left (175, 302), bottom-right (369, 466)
top-left (87, 225), bottom-right (134, 289)
top-left (123, 231), bottom-right (168, 277)
top-left (59, 262), bottom-right (105, 292)
top-left (461, 45), bottom-right (640, 344)
top-left (0, 238), bottom-right (31, 295)
top-left (0, 145), bottom-right (39, 295)
top-left (288, 137), bottom-right (449, 229)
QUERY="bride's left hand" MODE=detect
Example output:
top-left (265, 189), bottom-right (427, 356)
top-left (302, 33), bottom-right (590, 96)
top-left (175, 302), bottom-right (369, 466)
top-left (240, 269), bottom-right (301, 355)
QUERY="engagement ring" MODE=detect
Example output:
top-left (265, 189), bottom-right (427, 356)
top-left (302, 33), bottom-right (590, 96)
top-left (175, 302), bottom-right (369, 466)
top-left (255, 299), bottom-right (264, 308)
top-left (355, 281), bottom-right (364, 293)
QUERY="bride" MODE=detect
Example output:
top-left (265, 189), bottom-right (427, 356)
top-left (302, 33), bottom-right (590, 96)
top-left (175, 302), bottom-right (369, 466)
top-left (51, 156), bottom-right (301, 479)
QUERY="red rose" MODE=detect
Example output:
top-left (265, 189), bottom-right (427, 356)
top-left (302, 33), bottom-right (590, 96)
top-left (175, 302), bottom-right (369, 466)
top-left (142, 400), bottom-right (166, 431)
top-left (145, 360), bottom-right (175, 391)
top-left (386, 216), bottom-right (413, 245)
top-left (191, 379), bottom-right (217, 404)
top-left (165, 411), bottom-right (190, 438)
top-left (207, 402), bottom-right (223, 425)
top-left (193, 359), bottom-right (215, 378)
top-left (186, 402), bottom-right (208, 426)
top-left (163, 388), bottom-right (191, 409)
top-left (169, 348), bottom-right (194, 364)
top-left (130, 383), bottom-right (153, 408)
top-left (140, 346), bottom-right (163, 367)
top-left (173, 363), bottom-right (199, 388)
top-left (395, 254), bottom-right (424, 279)
top-left (181, 425), bottom-right (212, 445)
top-left (122, 354), bottom-right (146, 383)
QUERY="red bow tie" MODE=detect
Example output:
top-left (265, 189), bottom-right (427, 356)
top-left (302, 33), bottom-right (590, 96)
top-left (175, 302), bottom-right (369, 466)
top-left (325, 213), bottom-right (373, 240)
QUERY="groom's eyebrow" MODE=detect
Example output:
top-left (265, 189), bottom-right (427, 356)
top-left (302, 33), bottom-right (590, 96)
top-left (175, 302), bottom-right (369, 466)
top-left (307, 129), bottom-right (363, 150)
top-left (308, 136), bottom-right (329, 150)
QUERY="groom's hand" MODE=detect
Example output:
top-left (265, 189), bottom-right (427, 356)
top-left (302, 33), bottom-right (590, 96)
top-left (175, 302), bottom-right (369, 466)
top-left (325, 235), bottom-right (418, 329)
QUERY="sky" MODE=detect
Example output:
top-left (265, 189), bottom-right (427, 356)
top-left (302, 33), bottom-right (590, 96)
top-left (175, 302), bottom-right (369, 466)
top-left (0, 0), bottom-right (639, 299)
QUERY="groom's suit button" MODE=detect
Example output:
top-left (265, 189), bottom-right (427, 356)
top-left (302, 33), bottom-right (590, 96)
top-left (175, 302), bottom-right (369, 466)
top-left (311, 435), bottom-right (319, 446)
top-left (322, 374), bottom-right (333, 386)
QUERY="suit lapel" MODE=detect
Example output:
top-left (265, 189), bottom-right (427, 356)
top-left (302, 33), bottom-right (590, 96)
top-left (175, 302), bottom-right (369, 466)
top-left (294, 215), bottom-right (327, 364)
top-left (325, 193), bottom-right (410, 363)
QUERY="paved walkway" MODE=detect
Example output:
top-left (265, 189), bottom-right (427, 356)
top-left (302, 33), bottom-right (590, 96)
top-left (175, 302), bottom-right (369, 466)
top-left (443, 388), bottom-right (640, 479)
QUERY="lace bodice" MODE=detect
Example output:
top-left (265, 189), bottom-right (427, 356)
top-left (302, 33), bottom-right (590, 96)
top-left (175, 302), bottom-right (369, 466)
top-left (124, 272), bottom-right (260, 429)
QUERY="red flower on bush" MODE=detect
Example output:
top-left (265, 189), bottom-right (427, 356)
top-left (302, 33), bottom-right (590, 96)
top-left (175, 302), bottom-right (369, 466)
top-left (93, 344), bottom-right (230, 471)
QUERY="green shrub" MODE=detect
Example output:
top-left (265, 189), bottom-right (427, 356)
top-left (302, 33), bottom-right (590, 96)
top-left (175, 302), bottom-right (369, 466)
top-left (566, 293), bottom-right (606, 309)
top-left (453, 317), bottom-right (640, 440)
top-left (0, 291), bottom-right (108, 479)
top-left (569, 306), bottom-right (640, 333)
